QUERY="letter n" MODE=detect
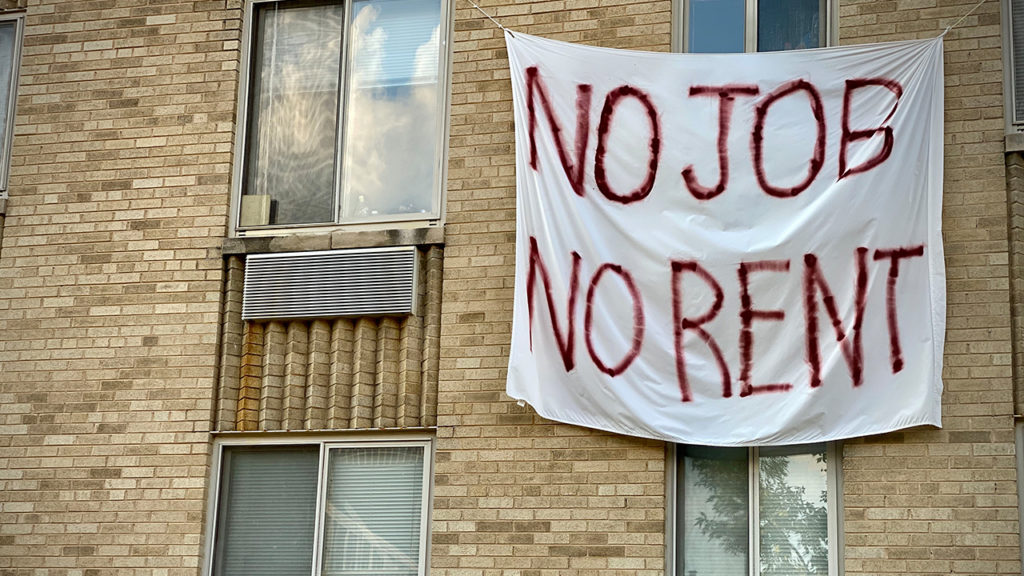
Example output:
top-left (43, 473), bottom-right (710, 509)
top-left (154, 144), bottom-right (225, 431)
top-left (803, 249), bottom-right (868, 388)
top-left (526, 66), bottom-right (593, 196)
top-left (527, 236), bottom-right (582, 371)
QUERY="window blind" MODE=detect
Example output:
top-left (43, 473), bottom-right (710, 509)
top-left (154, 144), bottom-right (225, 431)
top-left (1013, 0), bottom-right (1024, 123)
top-left (349, 0), bottom-right (441, 88)
top-left (213, 446), bottom-right (319, 576)
top-left (320, 445), bottom-right (426, 576)
top-left (244, 2), bottom-right (343, 225)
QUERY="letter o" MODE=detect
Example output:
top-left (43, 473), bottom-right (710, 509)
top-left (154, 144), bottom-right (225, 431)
top-left (751, 79), bottom-right (826, 198)
top-left (584, 263), bottom-right (645, 376)
top-left (594, 86), bottom-right (661, 204)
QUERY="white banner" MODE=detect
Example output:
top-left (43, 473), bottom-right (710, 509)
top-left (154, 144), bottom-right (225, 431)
top-left (505, 31), bottom-right (945, 446)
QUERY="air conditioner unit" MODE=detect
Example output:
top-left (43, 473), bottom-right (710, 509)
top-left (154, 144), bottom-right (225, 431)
top-left (242, 247), bottom-right (419, 321)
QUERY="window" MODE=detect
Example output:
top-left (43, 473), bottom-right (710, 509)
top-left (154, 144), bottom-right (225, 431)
top-left (670, 443), bottom-right (841, 576)
top-left (1005, 0), bottom-right (1024, 129)
top-left (207, 439), bottom-right (432, 576)
top-left (233, 0), bottom-right (448, 232)
top-left (0, 13), bottom-right (22, 195)
top-left (677, 0), bottom-right (829, 53)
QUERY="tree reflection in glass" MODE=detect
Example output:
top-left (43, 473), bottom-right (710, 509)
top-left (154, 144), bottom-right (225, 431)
top-left (680, 445), bottom-right (829, 576)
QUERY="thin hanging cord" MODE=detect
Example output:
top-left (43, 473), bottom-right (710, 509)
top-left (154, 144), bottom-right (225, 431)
top-left (943, 0), bottom-right (989, 35)
top-left (465, 0), bottom-right (514, 37)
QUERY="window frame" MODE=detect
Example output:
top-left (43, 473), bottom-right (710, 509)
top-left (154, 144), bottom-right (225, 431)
top-left (665, 442), bottom-right (844, 576)
top-left (202, 434), bottom-right (435, 576)
top-left (0, 11), bottom-right (23, 196)
top-left (229, 0), bottom-right (452, 237)
top-left (671, 0), bottom-right (837, 53)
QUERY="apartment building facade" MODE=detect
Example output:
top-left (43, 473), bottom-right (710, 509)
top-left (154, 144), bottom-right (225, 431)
top-left (0, 0), bottom-right (1018, 574)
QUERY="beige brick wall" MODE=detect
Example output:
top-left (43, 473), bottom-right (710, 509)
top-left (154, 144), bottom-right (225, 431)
top-left (837, 1), bottom-right (1020, 574)
top-left (0, 1), bottom-right (239, 572)
top-left (436, 2), bottom-right (673, 575)
top-left (436, 1), bottom-right (1022, 576)
top-left (0, 0), bottom-right (1017, 574)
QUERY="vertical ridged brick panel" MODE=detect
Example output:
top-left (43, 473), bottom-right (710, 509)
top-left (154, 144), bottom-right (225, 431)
top-left (216, 245), bottom-right (443, 431)
top-left (1008, 152), bottom-right (1024, 415)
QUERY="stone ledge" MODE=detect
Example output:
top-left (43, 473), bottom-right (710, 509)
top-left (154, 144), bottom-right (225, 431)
top-left (1007, 133), bottom-right (1024, 153)
top-left (0, 197), bottom-right (6, 216)
top-left (222, 225), bottom-right (445, 256)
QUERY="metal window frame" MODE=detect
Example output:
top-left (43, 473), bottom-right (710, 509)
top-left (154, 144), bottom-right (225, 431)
top-left (202, 433), bottom-right (435, 576)
top-left (229, 0), bottom-right (452, 237)
top-left (672, 0), bottom-right (836, 53)
top-left (0, 11), bottom-right (23, 196)
top-left (666, 442), bottom-right (844, 576)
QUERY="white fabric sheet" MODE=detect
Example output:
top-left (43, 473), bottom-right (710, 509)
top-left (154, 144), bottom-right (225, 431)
top-left (505, 31), bottom-right (945, 446)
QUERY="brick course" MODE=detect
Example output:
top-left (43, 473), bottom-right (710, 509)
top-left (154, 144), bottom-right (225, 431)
top-left (0, 1), bottom-right (239, 572)
top-left (437, 2), bottom-right (672, 575)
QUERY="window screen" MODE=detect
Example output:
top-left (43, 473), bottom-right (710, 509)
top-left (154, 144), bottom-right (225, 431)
top-left (758, 445), bottom-right (829, 575)
top-left (756, 0), bottom-right (823, 52)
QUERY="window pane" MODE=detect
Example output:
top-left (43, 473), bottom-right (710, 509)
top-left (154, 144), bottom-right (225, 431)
top-left (758, 445), bottom-right (829, 576)
top-left (340, 0), bottom-right (441, 221)
top-left (687, 0), bottom-right (744, 53)
top-left (679, 446), bottom-right (749, 576)
top-left (243, 2), bottom-right (343, 226)
top-left (321, 445), bottom-right (426, 576)
top-left (757, 0), bottom-right (823, 52)
top-left (213, 446), bottom-right (319, 576)
top-left (0, 21), bottom-right (16, 165)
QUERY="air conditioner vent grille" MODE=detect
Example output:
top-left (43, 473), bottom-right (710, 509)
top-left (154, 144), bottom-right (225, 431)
top-left (242, 247), bottom-right (418, 320)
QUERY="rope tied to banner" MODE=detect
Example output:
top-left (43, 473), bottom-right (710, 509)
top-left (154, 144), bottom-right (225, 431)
top-left (943, 0), bottom-right (990, 36)
top-left (465, 0), bottom-right (514, 37)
